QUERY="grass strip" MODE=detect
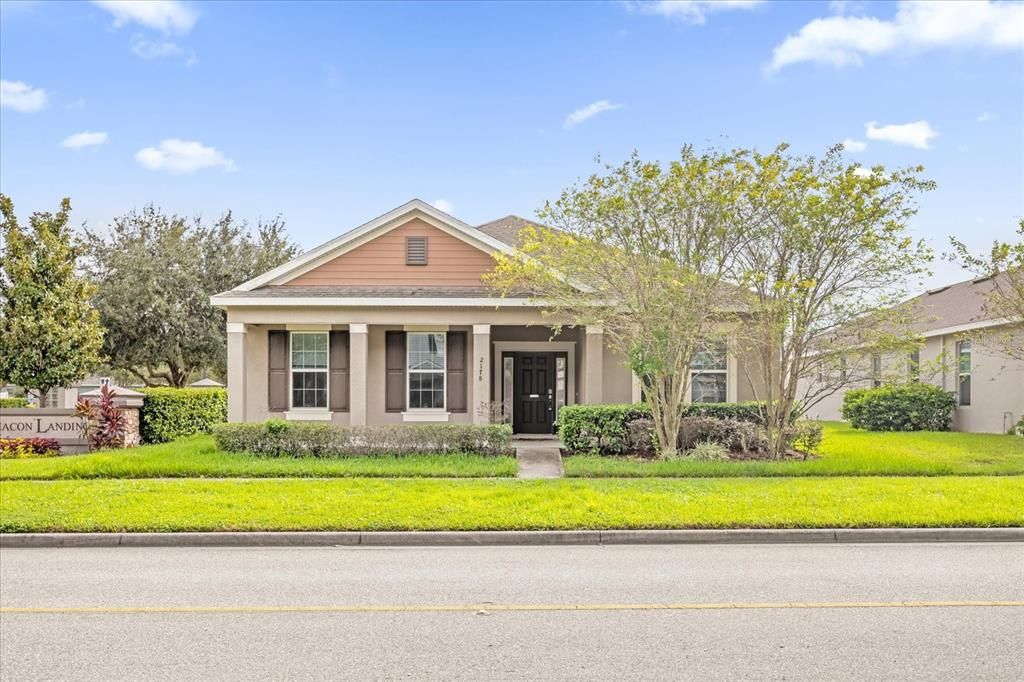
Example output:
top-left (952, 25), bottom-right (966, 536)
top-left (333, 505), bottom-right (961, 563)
top-left (2, 476), bottom-right (1021, 532)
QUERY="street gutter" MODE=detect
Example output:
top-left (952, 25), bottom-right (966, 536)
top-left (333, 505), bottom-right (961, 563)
top-left (2, 528), bottom-right (1022, 548)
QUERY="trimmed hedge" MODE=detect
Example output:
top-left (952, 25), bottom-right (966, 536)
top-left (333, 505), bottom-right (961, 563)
top-left (841, 383), bottom-right (956, 432)
top-left (212, 421), bottom-right (515, 457)
top-left (557, 402), bottom-right (779, 455)
top-left (139, 388), bottom-right (228, 443)
top-left (0, 397), bottom-right (32, 409)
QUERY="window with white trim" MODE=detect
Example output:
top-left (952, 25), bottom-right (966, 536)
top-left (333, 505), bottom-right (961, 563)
top-left (290, 332), bottom-right (328, 408)
top-left (957, 340), bottom-right (971, 406)
top-left (408, 332), bottom-right (445, 409)
top-left (871, 354), bottom-right (882, 388)
top-left (690, 342), bottom-right (727, 403)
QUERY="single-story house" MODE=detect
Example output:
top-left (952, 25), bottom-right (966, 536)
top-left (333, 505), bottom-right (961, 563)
top-left (802, 275), bottom-right (1023, 433)
top-left (211, 199), bottom-right (763, 434)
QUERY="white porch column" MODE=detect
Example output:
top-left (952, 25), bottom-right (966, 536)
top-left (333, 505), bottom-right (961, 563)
top-left (226, 322), bottom-right (247, 422)
top-left (631, 372), bottom-right (643, 403)
top-left (585, 325), bottom-right (604, 404)
top-left (349, 323), bottom-right (369, 426)
top-left (472, 324), bottom-right (491, 424)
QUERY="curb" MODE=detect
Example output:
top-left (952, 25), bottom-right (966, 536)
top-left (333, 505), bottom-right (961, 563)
top-left (2, 528), bottom-right (1022, 548)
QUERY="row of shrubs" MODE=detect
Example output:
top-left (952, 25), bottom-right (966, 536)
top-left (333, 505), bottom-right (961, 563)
top-left (557, 402), bottom-right (806, 456)
top-left (213, 421), bottom-right (515, 457)
top-left (0, 397), bottom-right (33, 409)
top-left (0, 437), bottom-right (61, 459)
top-left (139, 388), bottom-right (227, 443)
top-left (841, 383), bottom-right (955, 432)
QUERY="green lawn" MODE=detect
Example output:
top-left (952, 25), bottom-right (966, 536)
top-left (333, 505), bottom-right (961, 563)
top-left (564, 422), bottom-right (1024, 478)
top-left (1, 476), bottom-right (1020, 532)
top-left (0, 435), bottom-right (517, 480)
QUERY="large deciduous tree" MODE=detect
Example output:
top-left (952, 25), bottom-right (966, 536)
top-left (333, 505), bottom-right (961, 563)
top-left (730, 145), bottom-right (935, 457)
top-left (486, 148), bottom-right (753, 457)
top-left (84, 206), bottom-right (299, 387)
top-left (0, 195), bottom-right (104, 400)
top-left (948, 219), bottom-right (1024, 362)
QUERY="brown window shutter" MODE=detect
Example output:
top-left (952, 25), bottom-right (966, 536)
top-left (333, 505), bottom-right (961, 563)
top-left (329, 331), bottom-right (350, 412)
top-left (268, 330), bottom-right (289, 411)
top-left (446, 331), bottom-right (468, 413)
top-left (385, 331), bottom-right (406, 412)
top-left (405, 236), bottom-right (427, 265)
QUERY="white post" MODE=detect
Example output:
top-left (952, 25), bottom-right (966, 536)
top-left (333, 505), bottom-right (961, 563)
top-left (226, 322), bottom-right (247, 422)
top-left (585, 325), bottom-right (604, 404)
top-left (473, 324), bottom-right (491, 423)
top-left (349, 323), bottom-right (369, 426)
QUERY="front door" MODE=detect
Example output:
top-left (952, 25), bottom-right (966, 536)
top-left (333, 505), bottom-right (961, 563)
top-left (512, 353), bottom-right (556, 434)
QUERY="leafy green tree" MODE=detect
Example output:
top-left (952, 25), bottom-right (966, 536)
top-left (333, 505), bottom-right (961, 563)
top-left (949, 220), bottom-right (1024, 361)
top-left (0, 195), bottom-right (104, 400)
top-left (486, 148), bottom-right (752, 457)
top-left (730, 145), bottom-right (935, 457)
top-left (84, 206), bottom-right (299, 387)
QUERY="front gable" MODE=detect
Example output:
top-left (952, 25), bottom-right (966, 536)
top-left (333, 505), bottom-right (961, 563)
top-left (286, 217), bottom-right (497, 287)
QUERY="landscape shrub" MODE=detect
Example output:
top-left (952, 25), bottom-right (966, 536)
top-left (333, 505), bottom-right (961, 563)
top-left (76, 385), bottom-right (126, 450)
top-left (212, 421), bottom-right (515, 457)
top-left (625, 418), bottom-right (657, 457)
top-left (0, 437), bottom-right (61, 458)
top-left (678, 416), bottom-right (770, 454)
top-left (558, 402), bottom-right (781, 455)
top-left (683, 440), bottom-right (729, 461)
top-left (139, 388), bottom-right (228, 443)
top-left (786, 419), bottom-right (824, 454)
top-left (1012, 415), bottom-right (1024, 437)
top-left (842, 384), bottom-right (955, 432)
top-left (0, 397), bottom-right (32, 409)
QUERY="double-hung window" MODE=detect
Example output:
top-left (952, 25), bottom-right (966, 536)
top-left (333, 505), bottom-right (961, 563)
top-left (408, 332), bottom-right (445, 410)
top-left (290, 332), bottom-right (328, 409)
top-left (908, 350), bottom-right (920, 382)
top-left (957, 340), bottom-right (972, 406)
top-left (871, 354), bottom-right (882, 388)
top-left (690, 342), bottom-right (728, 403)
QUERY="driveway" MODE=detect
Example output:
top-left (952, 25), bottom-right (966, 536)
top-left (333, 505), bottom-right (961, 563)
top-left (1, 543), bottom-right (1022, 680)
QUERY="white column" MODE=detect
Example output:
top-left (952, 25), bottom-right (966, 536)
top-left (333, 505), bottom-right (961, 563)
top-left (472, 324), bottom-right (491, 424)
top-left (226, 322), bottom-right (247, 422)
top-left (349, 323), bottom-right (369, 426)
top-left (585, 325), bottom-right (604, 404)
top-left (631, 373), bottom-right (643, 404)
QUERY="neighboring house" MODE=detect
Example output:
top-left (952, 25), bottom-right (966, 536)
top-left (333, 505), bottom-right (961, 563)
top-left (803, 275), bottom-right (1023, 434)
top-left (211, 199), bottom-right (761, 434)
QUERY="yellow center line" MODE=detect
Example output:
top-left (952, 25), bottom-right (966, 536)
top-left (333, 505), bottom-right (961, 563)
top-left (2, 601), bottom-right (1022, 615)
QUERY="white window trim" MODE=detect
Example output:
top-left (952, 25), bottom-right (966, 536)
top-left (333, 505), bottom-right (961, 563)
top-left (406, 331), bottom-right (447, 413)
top-left (288, 331), bottom-right (329, 413)
top-left (957, 340), bottom-right (972, 407)
top-left (688, 342), bottom-right (729, 404)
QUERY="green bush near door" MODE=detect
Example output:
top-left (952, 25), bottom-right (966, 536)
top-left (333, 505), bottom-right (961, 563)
top-left (842, 383), bottom-right (956, 432)
top-left (139, 388), bottom-right (227, 443)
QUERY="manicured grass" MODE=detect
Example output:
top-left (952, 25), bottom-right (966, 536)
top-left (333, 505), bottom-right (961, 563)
top-left (1, 476), bottom-right (1020, 532)
top-left (0, 436), bottom-right (517, 480)
top-left (564, 422), bottom-right (1024, 478)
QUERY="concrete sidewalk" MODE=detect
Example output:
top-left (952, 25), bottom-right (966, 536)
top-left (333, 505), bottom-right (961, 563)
top-left (3, 528), bottom-right (1022, 548)
top-left (514, 438), bottom-right (564, 479)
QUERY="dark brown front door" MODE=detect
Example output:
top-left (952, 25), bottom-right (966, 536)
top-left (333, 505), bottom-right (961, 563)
top-left (512, 353), bottom-right (555, 434)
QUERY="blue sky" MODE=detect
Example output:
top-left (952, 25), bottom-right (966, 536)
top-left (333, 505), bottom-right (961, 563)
top-left (2, 0), bottom-right (1022, 290)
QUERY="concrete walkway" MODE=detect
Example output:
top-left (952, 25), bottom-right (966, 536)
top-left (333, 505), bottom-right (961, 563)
top-left (514, 438), bottom-right (564, 479)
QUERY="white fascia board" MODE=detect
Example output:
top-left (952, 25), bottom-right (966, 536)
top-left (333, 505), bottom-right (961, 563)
top-left (209, 296), bottom-right (545, 308)
top-left (921, 318), bottom-right (1014, 338)
top-left (232, 199), bottom-right (515, 292)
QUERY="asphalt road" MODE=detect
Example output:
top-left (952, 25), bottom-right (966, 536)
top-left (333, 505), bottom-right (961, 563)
top-left (1, 543), bottom-right (1022, 681)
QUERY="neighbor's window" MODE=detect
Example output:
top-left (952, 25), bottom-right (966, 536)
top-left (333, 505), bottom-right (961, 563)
top-left (957, 340), bottom-right (972, 406)
top-left (691, 342), bottom-right (727, 403)
top-left (408, 332), bottom-right (445, 409)
top-left (872, 354), bottom-right (882, 388)
top-left (290, 332), bottom-right (328, 408)
top-left (908, 350), bottom-right (921, 382)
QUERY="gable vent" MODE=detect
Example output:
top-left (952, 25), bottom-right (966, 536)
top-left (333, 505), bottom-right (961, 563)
top-left (406, 236), bottom-right (427, 265)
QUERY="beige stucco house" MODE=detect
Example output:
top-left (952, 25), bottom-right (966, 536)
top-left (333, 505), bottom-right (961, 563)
top-left (211, 199), bottom-right (757, 434)
top-left (802, 275), bottom-right (1023, 434)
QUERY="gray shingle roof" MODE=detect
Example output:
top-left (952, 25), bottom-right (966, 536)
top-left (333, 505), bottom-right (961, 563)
top-left (902, 273), bottom-right (1011, 333)
top-left (476, 215), bottom-right (547, 247)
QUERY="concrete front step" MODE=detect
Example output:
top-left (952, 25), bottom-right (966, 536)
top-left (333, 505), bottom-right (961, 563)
top-left (514, 441), bottom-right (564, 479)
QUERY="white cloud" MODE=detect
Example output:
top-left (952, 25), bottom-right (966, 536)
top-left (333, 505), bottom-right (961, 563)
top-left (564, 100), bottom-right (622, 129)
top-left (131, 37), bottom-right (183, 59)
top-left (852, 167), bottom-right (875, 178)
top-left (135, 139), bottom-right (235, 174)
top-left (841, 138), bottom-right (867, 152)
top-left (976, 111), bottom-right (996, 123)
top-left (627, 1), bottom-right (763, 25)
top-left (431, 199), bottom-right (455, 215)
top-left (92, 0), bottom-right (198, 33)
top-left (0, 79), bottom-right (47, 112)
top-left (61, 131), bottom-right (109, 149)
top-left (865, 120), bottom-right (938, 150)
top-left (769, 1), bottom-right (1024, 71)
